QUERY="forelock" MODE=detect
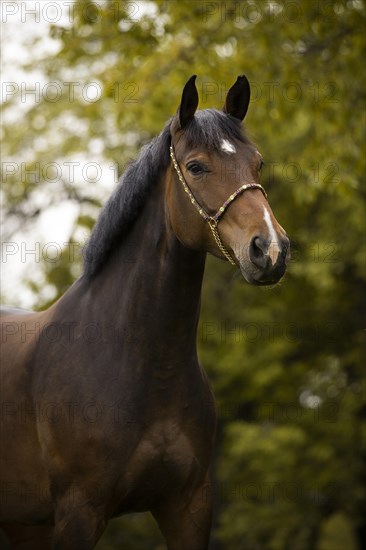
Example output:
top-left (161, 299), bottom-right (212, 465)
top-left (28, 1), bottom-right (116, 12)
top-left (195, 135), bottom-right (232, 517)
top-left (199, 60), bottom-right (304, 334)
top-left (177, 109), bottom-right (250, 151)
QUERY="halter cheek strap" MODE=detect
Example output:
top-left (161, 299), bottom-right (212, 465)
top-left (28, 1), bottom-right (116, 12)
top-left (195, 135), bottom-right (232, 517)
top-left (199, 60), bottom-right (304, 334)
top-left (169, 144), bottom-right (268, 265)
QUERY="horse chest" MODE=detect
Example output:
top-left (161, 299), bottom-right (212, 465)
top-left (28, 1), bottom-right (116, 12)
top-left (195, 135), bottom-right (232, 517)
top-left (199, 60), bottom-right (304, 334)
top-left (113, 417), bottom-right (212, 514)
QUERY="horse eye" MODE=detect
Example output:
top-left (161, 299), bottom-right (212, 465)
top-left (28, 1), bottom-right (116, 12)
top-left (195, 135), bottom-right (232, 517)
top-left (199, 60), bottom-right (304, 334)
top-left (259, 159), bottom-right (265, 171)
top-left (187, 162), bottom-right (206, 175)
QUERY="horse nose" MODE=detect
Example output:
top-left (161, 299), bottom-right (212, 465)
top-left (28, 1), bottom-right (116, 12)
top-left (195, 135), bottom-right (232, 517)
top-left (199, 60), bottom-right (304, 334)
top-left (249, 236), bottom-right (270, 269)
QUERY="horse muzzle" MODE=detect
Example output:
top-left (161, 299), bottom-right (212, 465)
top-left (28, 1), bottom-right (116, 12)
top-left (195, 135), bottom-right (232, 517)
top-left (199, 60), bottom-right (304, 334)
top-left (241, 235), bottom-right (290, 285)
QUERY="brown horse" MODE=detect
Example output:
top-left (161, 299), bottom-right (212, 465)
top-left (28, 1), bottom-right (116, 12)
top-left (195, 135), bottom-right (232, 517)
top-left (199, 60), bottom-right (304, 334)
top-left (0, 75), bottom-right (290, 549)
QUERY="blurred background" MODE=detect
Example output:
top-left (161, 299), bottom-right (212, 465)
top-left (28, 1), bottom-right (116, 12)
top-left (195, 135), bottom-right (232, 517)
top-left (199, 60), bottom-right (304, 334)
top-left (1, 1), bottom-right (365, 548)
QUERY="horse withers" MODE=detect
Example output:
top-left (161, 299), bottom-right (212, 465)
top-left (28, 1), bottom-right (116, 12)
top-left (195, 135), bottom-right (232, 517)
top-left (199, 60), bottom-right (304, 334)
top-left (0, 75), bottom-right (290, 549)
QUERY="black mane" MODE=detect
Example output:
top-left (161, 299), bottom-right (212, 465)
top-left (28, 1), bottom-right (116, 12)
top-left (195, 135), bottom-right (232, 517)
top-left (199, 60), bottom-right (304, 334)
top-left (83, 109), bottom-right (249, 278)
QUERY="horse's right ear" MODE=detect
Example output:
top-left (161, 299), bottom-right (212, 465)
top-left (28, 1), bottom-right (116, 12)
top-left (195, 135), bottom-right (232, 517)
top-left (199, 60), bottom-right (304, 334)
top-left (176, 75), bottom-right (199, 129)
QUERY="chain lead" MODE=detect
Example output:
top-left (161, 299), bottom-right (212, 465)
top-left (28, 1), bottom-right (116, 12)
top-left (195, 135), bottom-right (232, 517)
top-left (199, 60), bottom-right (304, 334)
top-left (208, 219), bottom-right (237, 265)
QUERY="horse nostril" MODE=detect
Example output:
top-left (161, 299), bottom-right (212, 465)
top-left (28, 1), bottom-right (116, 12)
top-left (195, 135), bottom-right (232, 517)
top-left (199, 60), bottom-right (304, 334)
top-left (249, 236), bottom-right (269, 269)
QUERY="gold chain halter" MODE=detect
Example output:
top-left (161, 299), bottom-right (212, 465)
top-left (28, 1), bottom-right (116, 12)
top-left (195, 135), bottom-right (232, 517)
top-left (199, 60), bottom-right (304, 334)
top-left (169, 144), bottom-right (268, 265)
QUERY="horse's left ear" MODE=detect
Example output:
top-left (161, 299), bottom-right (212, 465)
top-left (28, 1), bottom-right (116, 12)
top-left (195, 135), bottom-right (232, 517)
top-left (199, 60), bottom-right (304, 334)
top-left (177, 74), bottom-right (199, 129)
top-left (223, 75), bottom-right (250, 121)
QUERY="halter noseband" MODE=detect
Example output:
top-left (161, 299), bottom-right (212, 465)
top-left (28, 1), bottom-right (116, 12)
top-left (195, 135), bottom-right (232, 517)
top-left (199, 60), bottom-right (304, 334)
top-left (169, 144), bottom-right (268, 265)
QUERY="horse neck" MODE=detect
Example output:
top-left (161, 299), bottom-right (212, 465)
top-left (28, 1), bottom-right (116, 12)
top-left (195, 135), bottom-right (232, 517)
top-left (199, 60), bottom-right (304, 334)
top-left (76, 171), bottom-right (206, 362)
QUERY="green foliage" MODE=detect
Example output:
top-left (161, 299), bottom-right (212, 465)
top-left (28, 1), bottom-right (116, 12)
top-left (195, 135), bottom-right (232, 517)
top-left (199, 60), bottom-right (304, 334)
top-left (94, 513), bottom-right (165, 550)
top-left (2, 1), bottom-right (365, 548)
